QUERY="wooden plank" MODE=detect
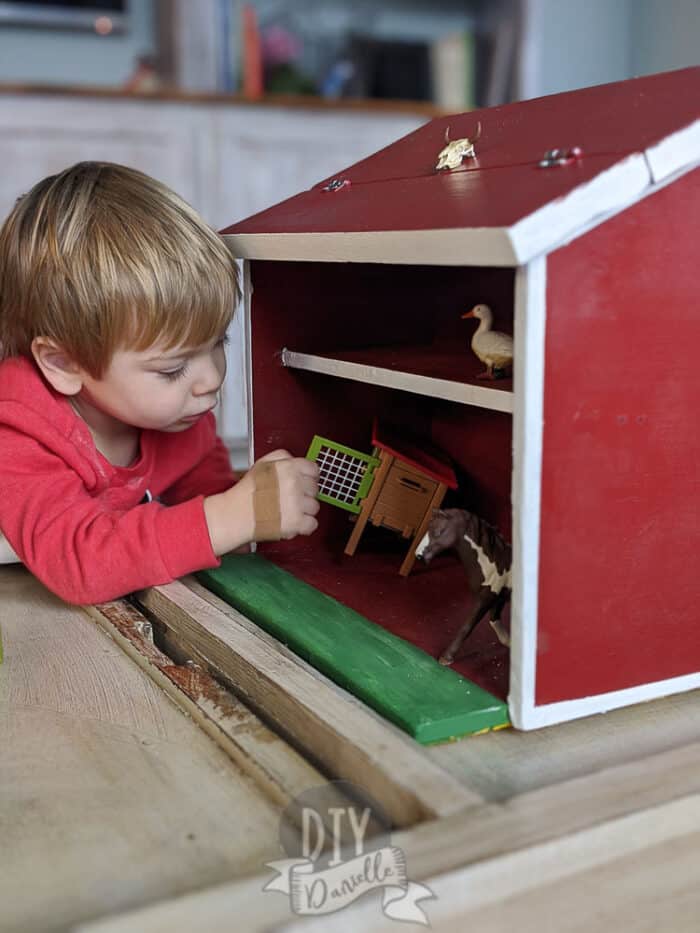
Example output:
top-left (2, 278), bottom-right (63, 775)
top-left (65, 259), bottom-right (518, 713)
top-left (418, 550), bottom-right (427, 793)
top-left (223, 227), bottom-right (518, 267)
top-left (76, 740), bottom-right (700, 932)
top-left (84, 599), bottom-right (336, 814)
top-left (197, 553), bottom-right (509, 742)
top-left (388, 738), bottom-right (700, 881)
top-left (279, 795), bottom-right (700, 931)
top-left (0, 82), bottom-right (443, 116)
top-left (431, 827), bottom-right (700, 933)
top-left (0, 565), bottom-right (285, 933)
top-left (429, 688), bottom-right (700, 803)
top-left (136, 578), bottom-right (481, 826)
top-left (509, 256), bottom-right (546, 729)
top-left (281, 348), bottom-right (515, 413)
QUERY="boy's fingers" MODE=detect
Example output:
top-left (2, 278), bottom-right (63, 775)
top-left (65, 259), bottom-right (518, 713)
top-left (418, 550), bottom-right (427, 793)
top-left (299, 515), bottom-right (318, 536)
top-left (302, 476), bottom-right (319, 497)
top-left (303, 497), bottom-right (320, 516)
top-left (297, 458), bottom-right (320, 478)
top-left (258, 449), bottom-right (292, 463)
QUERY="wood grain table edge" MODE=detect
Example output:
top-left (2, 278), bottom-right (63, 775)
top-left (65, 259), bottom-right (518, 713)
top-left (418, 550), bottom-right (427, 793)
top-left (76, 739), bottom-right (700, 932)
top-left (84, 599), bottom-right (334, 816)
top-left (135, 579), bottom-right (481, 827)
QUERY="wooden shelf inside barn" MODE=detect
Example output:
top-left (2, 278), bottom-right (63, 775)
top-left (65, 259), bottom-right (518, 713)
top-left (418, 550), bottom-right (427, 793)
top-left (281, 344), bottom-right (514, 414)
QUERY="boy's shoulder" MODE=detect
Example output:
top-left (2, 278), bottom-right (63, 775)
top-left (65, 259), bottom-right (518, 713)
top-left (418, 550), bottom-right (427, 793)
top-left (0, 357), bottom-right (105, 484)
top-left (0, 356), bottom-right (73, 435)
top-left (0, 354), bottom-right (42, 387)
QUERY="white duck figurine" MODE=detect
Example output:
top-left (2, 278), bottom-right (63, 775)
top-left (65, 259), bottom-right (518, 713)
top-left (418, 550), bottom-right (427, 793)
top-left (462, 304), bottom-right (513, 380)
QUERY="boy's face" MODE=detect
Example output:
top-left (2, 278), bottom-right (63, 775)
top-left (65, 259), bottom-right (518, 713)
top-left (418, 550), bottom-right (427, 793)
top-left (79, 334), bottom-right (228, 433)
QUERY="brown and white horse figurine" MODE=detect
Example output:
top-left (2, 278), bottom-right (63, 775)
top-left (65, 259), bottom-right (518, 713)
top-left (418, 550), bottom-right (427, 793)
top-left (415, 508), bottom-right (511, 665)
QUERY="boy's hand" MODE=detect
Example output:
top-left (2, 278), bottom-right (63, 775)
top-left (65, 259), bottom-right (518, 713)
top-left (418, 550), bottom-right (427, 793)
top-left (203, 449), bottom-right (319, 556)
top-left (254, 449), bottom-right (320, 541)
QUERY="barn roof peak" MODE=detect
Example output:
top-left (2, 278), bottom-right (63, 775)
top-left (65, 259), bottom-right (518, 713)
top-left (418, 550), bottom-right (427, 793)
top-left (223, 67), bottom-right (700, 267)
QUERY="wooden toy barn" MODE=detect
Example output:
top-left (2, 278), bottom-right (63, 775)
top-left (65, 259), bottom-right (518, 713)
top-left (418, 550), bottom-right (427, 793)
top-left (213, 67), bottom-right (700, 737)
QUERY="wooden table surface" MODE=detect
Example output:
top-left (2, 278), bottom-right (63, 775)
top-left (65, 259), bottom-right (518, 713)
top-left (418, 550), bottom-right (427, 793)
top-left (3, 563), bottom-right (700, 932)
top-left (0, 566), bottom-right (287, 933)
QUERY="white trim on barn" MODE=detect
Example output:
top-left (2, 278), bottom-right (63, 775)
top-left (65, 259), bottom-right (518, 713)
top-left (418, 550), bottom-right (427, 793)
top-left (508, 154), bottom-right (651, 264)
top-left (223, 118), bottom-right (700, 270)
top-left (242, 260), bottom-right (254, 470)
top-left (217, 260), bottom-right (251, 470)
top-left (645, 118), bottom-right (700, 184)
top-left (223, 227), bottom-right (518, 268)
top-left (280, 349), bottom-right (514, 414)
top-left (518, 156), bottom-right (700, 266)
top-left (516, 672), bottom-right (700, 730)
top-left (508, 256), bottom-right (546, 731)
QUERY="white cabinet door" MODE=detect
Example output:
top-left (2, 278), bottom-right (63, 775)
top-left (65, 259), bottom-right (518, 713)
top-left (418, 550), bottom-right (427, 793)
top-left (0, 96), bottom-right (207, 220)
top-left (205, 105), bottom-right (424, 228)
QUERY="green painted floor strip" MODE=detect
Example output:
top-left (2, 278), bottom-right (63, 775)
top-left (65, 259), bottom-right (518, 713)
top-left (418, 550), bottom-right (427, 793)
top-left (198, 553), bottom-right (509, 744)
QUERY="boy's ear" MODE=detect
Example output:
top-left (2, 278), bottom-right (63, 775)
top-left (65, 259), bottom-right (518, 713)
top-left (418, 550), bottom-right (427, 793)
top-left (31, 337), bottom-right (85, 396)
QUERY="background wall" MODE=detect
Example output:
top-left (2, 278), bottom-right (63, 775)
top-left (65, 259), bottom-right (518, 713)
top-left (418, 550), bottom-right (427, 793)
top-left (0, 0), bottom-right (697, 98)
top-left (0, 1), bottom-right (156, 85)
top-left (632, 0), bottom-right (700, 76)
top-left (529, 0), bottom-right (699, 98)
top-left (526, 0), bottom-right (633, 98)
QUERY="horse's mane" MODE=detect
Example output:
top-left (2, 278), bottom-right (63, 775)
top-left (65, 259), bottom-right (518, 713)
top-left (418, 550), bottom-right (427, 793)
top-left (443, 509), bottom-right (511, 574)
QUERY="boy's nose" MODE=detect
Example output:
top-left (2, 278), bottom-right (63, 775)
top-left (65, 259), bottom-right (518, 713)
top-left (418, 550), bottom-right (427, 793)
top-left (193, 357), bottom-right (225, 396)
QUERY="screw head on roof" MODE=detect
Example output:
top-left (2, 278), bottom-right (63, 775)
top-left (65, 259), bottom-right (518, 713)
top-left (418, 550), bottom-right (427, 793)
top-left (538, 147), bottom-right (584, 168)
top-left (322, 178), bottom-right (351, 192)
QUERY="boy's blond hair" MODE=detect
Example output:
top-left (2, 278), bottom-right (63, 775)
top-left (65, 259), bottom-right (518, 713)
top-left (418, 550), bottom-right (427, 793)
top-left (0, 161), bottom-right (240, 377)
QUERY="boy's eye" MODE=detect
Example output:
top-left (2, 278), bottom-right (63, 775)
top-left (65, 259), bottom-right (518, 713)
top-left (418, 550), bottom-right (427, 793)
top-left (216, 332), bottom-right (230, 348)
top-left (158, 363), bottom-right (189, 382)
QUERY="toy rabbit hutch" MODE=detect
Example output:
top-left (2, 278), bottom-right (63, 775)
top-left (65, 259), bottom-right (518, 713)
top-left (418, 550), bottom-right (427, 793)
top-left (209, 67), bottom-right (700, 739)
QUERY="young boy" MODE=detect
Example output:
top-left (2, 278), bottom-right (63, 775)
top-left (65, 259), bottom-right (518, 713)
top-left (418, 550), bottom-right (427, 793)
top-left (0, 161), bottom-right (319, 604)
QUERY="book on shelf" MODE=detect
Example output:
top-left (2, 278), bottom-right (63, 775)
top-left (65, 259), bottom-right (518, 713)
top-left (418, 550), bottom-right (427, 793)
top-left (344, 35), bottom-right (433, 102)
top-left (483, 11), bottom-right (516, 108)
top-left (164, 0), bottom-right (239, 94)
top-left (430, 31), bottom-right (476, 113)
top-left (241, 2), bottom-right (263, 99)
top-left (168, 0), bottom-right (220, 92)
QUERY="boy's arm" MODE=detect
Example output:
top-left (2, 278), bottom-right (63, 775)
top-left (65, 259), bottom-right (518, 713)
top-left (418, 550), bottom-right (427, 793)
top-left (0, 434), bottom-right (220, 605)
top-left (202, 450), bottom-right (319, 556)
top-left (160, 431), bottom-right (237, 504)
top-left (0, 423), bottom-right (319, 605)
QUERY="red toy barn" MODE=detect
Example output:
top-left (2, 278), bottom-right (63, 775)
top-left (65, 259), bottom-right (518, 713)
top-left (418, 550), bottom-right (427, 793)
top-left (222, 67), bottom-right (700, 730)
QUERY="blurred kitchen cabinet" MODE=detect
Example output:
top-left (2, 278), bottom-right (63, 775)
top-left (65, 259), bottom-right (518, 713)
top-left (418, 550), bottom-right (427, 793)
top-left (0, 91), bottom-right (424, 224)
top-left (202, 104), bottom-right (427, 230)
top-left (0, 96), bottom-right (204, 215)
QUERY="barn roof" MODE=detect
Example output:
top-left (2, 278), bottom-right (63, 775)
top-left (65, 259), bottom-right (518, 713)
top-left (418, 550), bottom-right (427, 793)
top-left (222, 67), bottom-right (700, 267)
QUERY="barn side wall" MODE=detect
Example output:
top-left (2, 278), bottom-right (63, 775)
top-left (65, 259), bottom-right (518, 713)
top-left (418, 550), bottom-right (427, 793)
top-left (535, 167), bottom-right (700, 705)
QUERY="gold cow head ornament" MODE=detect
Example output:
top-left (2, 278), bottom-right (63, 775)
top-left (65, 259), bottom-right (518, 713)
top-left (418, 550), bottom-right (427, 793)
top-left (435, 122), bottom-right (482, 171)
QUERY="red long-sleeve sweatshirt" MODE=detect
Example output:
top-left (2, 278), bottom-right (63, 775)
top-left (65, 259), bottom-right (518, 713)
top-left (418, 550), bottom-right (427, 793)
top-left (0, 356), bottom-right (237, 604)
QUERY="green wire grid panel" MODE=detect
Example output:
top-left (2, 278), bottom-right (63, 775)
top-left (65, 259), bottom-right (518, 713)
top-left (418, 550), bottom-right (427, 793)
top-left (198, 553), bottom-right (510, 744)
top-left (306, 435), bottom-right (380, 514)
